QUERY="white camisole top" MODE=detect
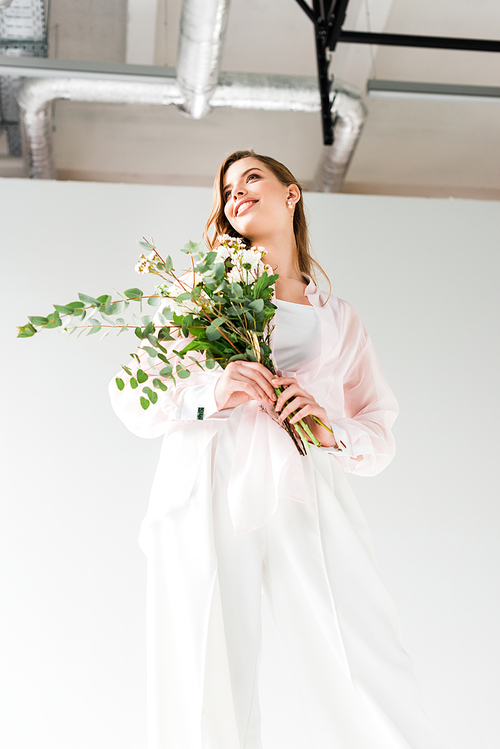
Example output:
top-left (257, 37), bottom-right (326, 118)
top-left (272, 298), bottom-right (321, 373)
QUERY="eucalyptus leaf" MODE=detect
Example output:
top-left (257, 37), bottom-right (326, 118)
top-left (28, 316), bottom-right (48, 326)
top-left (124, 288), bottom-right (143, 299)
top-left (147, 296), bottom-right (161, 306)
top-left (143, 346), bottom-right (157, 358)
top-left (176, 364), bottom-right (191, 379)
top-left (206, 325), bottom-right (222, 341)
top-left (88, 322), bottom-right (102, 335)
top-left (130, 377), bottom-right (138, 389)
top-left (78, 292), bottom-right (101, 307)
top-left (140, 396), bottom-right (150, 410)
top-left (115, 377), bottom-right (125, 391)
top-left (137, 369), bottom-right (148, 383)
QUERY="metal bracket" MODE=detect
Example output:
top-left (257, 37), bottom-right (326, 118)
top-left (295, 0), bottom-right (350, 145)
top-left (294, 0), bottom-right (500, 145)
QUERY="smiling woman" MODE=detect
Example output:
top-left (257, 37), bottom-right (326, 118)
top-left (109, 150), bottom-right (450, 749)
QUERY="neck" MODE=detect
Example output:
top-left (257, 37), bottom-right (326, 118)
top-left (250, 226), bottom-right (302, 282)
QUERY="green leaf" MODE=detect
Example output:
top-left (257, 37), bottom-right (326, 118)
top-left (124, 288), bottom-right (143, 299)
top-left (143, 386), bottom-right (158, 404)
top-left (134, 326), bottom-right (143, 339)
top-left (122, 365), bottom-right (132, 376)
top-left (205, 358), bottom-right (216, 369)
top-left (159, 365), bottom-right (173, 378)
top-left (130, 377), bottom-right (138, 389)
top-left (28, 316), bottom-right (48, 326)
top-left (17, 323), bottom-right (37, 338)
top-left (106, 300), bottom-right (128, 315)
top-left (181, 240), bottom-right (200, 254)
top-left (65, 301), bottom-right (85, 310)
top-left (176, 364), bottom-right (191, 379)
top-left (206, 325), bottom-right (222, 341)
top-left (88, 321), bottom-right (102, 335)
top-left (158, 326), bottom-right (174, 341)
top-left (164, 255), bottom-right (173, 272)
top-left (54, 304), bottom-right (77, 315)
top-left (140, 396), bottom-right (150, 410)
top-left (137, 369), bottom-right (148, 383)
top-left (153, 378), bottom-right (168, 391)
top-left (249, 298), bottom-right (264, 312)
top-left (44, 312), bottom-right (62, 329)
top-left (100, 313), bottom-right (117, 326)
top-left (78, 292), bottom-right (101, 307)
top-left (138, 240), bottom-right (155, 250)
top-left (143, 346), bottom-right (157, 357)
top-left (96, 294), bottom-right (111, 305)
top-left (115, 377), bottom-right (125, 391)
top-left (147, 296), bottom-right (161, 306)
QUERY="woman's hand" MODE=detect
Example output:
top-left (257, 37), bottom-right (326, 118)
top-left (271, 376), bottom-right (337, 448)
top-left (214, 361), bottom-right (278, 411)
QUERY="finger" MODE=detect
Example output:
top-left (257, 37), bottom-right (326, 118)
top-left (237, 361), bottom-right (277, 383)
top-left (271, 376), bottom-right (297, 387)
top-left (275, 384), bottom-right (310, 412)
top-left (289, 405), bottom-right (315, 424)
top-left (233, 364), bottom-right (277, 400)
top-left (227, 373), bottom-right (275, 403)
top-left (278, 396), bottom-right (312, 422)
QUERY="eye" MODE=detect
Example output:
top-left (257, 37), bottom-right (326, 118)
top-left (247, 173), bottom-right (260, 183)
top-left (223, 187), bottom-right (232, 202)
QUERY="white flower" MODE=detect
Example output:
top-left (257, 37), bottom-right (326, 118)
top-left (147, 251), bottom-right (157, 261)
top-left (214, 244), bottom-right (231, 263)
top-left (240, 248), bottom-right (262, 270)
top-left (135, 253), bottom-right (153, 274)
top-left (227, 266), bottom-right (245, 284)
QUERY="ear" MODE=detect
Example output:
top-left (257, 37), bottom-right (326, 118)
top-left (287, 183), bottom-right (301, 204)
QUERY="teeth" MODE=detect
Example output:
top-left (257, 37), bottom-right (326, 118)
top-left (236, 201), bottom-right (254, 217)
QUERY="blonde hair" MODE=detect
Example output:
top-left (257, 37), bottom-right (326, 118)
top-left (204, 150), bottom-right (331, 298)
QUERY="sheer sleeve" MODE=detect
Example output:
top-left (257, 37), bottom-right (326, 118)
top-left (318, 304), bottom-right (399, 476)
top-left (108, 326), bottom-right (232, 439)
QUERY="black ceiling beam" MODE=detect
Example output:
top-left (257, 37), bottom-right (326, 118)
top-left (336, 30), bottom-right (500, 54)
top-left (294, 0), bottom-right (500, 146)
top-left (295, 0), bottom-right (353, 145)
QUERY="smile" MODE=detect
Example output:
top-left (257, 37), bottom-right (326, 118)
top-left (235, 200), bottom-right (257, 217)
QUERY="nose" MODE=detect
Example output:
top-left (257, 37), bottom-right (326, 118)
top-left (231, 182), bottom-right (246, 200)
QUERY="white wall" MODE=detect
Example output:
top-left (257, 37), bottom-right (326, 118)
top-left (1, 178), bottom-right (499, 749)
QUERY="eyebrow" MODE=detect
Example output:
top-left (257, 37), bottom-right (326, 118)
top-left (223, 167), bottom-right (264, 193)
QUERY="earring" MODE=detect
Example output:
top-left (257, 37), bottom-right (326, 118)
top-left (287, 200), bottom-right (293, 208)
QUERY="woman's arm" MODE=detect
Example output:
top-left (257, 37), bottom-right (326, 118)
top-left (109, 335), bottom-right (278, 439)
top-left (321, 334), bottom-right (399, 476)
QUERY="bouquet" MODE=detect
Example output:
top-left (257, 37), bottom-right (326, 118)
top-left (18, 236), bottom-right (332, 455)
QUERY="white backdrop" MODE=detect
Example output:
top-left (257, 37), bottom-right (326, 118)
top-left (1, 177), bottom-right (499, 749)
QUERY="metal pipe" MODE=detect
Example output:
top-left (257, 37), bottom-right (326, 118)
top-left (310, 81), bottom-right (367, 192)
top-left (16, 69), bottom-right (366, 189)
top-left (176, 0), bottom-right (230, 118)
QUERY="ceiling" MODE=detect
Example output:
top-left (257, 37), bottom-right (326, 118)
top-left (1, 0), bottom-right (500, 199)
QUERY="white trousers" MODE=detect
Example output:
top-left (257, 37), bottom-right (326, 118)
top-left (143, 423), bottom-right (448, 749)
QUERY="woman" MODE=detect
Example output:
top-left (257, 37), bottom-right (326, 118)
top-left (110, 150), bottom-right (447, 749)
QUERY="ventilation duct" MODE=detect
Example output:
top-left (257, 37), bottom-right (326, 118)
top-left (15, 66), bottom-right (366, 190)
top-left (176, 0), bottom-right (230, 119)
top-left (0, 0), bottom-right (47, 156)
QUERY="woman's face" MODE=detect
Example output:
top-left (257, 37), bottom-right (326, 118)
top-left (222, 157), bottom-right (293, 241)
